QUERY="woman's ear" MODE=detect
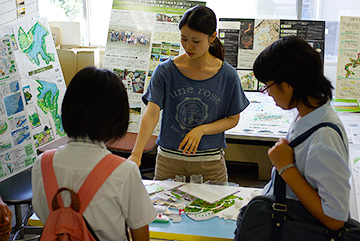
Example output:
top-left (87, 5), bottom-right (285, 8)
top-left (210, 31), bottom-right (217, 43)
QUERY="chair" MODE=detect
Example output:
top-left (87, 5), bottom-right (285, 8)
top-left (38, 133), bottom-right (158, 179)
top-left (0, 168), bottom-right (42, 240)
top-left (106, 132), bottom-right (157, 179)
top-left (36, 135), bottom-right (69, 155)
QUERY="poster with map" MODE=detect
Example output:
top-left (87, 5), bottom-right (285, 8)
top-left (336, 16), bottom-right (360, 98)
top-left (8, 17), bottom-right (67, 148)
top-left (219, 18), bottom-right (280, 71)
top-left (219, 18), bottom-right (325, 92)
top-left (0, 36), bottom-right (37, 181)
top-left (237, 70), bottom-right (259, 91)
top-left (0, 17), bottom-right (66, 181)
top-left (238, 19), bottom-right (280, 69)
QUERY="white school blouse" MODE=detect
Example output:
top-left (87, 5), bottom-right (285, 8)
top-left (262, 102), bottom-right (350, 221)
top-left (32, 139), bottom-right (157, 241)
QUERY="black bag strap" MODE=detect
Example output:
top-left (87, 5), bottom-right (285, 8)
top-left (84, 216), bottom-right (101, 241)
top-left (269, 122), bottom-right (345, 241)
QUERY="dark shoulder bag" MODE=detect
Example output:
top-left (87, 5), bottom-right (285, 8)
top-left (234, 122), bottom-right (360, 241)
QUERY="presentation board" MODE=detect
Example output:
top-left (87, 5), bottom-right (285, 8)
top-left (0, 17), bottom-right (67, 181)
top-left (219, 18), bottom-right (325, 92)
top-left (336, 16), bottom-right (360, 98)
top-left (0, 35), bottom-right (37, 181)
top-left (220, 18), bottom-right (324, 137)
top-left (104, 0), bottom-right (205, 134)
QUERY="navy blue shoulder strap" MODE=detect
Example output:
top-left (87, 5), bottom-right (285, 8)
top-left (288, 122), bottom-right (344, 148)
top-left (270, 122), bottom-right (346, 241)
top-left (275, 122), bottom-right (345, 202)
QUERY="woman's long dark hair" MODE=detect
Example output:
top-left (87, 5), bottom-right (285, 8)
top-left (179, 6), bottom-right (225, 61)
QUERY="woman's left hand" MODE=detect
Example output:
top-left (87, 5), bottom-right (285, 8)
top-left (268, 138), bottom-right (295, 171)
top-left (178, 126), bottom-right (204, 155)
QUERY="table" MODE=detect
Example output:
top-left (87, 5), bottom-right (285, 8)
top-left (29, 180), bottom-right (262, 241)
top-left (145, 180), bottom-right (262, 241)
top-left (150, 214), bottom-right (235, 241)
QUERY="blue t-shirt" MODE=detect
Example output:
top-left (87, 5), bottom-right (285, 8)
top-left (143, 59), bottom-right (249, 150)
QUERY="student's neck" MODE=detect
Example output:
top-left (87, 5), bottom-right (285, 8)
top-left (296, 98), bottom-right (320, 119)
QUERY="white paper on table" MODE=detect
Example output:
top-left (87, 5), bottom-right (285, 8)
top-left (178, 183), bottom-right (240, 203)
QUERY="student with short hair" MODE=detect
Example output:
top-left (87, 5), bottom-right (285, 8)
top-left (32, 67), bottom-right (156, 241)
top-left (254, 36), bottom-right (350, 231)
top-left (129, 6), bottom-right (249, 183)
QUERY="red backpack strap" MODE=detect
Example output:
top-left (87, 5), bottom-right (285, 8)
top-left (77, 154), bottom-right (126, 214)
top-left (40, 149), bottom-right (64, 211)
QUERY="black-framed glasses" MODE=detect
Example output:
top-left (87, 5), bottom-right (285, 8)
top-left (259, 82), bottom-right (276, 94)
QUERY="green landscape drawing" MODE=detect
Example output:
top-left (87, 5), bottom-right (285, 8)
top-left (18, 22), bottom-right (55, 66)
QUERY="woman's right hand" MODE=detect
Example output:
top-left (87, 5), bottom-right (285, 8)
top-left (268, 138), bottom-right (294, 172)
top-left (130, 102), bottom-right (160, 167)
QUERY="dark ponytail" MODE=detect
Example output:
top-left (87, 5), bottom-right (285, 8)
top-left (179, 6), bottom-right (224, 61)
top-left (209, 37), bottom-right (225, 61)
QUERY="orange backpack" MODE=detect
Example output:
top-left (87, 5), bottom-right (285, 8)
top-left (39, 149), bottom-right (125, 241)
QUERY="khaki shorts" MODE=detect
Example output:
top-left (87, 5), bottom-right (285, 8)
top-left (154, 152), bottom-right (228, 183)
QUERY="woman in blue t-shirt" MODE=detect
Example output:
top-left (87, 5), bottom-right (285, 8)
top-left (129, 6), bottom-right (249, 183)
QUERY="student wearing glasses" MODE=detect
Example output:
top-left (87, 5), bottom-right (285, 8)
top-left (129, 6), bottom-right (249, 183)
top-left (259, 82), bottom-right (276, 94)
top-left (254, 36), bottom-right (350, 231)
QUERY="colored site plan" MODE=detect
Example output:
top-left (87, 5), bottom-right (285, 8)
top-left (18, 22), bottom-right (55, 66)
top-left (0, 121), bottom-right (7, 135)
top-left (36, 80), bottom-right (64, 137)
top-left (0, 38), bottom-right (16, 77)
top-left (167, 184), bottom-right (243, 221)
top-left (344, 53), bottom-right (360, 78)
top-left (238, 70), bottom-right (258, 91)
